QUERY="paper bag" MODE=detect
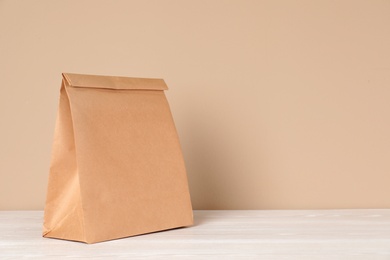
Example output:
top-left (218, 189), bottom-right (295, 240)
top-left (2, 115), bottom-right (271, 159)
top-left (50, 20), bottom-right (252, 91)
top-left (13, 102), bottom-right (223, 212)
top-left (43, 73), bottom-right (193, 243)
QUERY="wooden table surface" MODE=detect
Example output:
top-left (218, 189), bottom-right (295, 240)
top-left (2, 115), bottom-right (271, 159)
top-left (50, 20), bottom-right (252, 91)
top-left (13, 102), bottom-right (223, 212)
top-left (1, 210), bottom-right (390, 259)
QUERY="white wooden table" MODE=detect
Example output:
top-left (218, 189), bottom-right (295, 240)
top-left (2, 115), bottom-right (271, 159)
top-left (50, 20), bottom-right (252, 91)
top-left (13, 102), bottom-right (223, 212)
top-left (1, 210), bottom-right (390, 259)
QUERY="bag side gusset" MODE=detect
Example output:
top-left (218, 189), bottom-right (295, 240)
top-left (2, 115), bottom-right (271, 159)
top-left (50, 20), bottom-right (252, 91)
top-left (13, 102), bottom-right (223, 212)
top-left (42, 79), bottom-right (87, 242)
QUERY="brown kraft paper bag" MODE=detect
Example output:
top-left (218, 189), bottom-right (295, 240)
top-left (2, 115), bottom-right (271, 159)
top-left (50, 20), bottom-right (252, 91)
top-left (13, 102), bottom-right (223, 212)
top-left (43, 73), bottom-right (193, 243)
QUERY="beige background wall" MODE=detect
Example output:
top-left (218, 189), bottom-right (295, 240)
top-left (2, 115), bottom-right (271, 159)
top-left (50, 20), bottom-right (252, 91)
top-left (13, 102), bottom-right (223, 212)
top-left (1, 0), bottom-right (390, 210)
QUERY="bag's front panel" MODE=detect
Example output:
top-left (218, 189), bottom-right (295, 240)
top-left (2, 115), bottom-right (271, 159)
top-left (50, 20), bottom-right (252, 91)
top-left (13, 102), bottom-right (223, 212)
top-left (66, 87), bottom-right (193, 243)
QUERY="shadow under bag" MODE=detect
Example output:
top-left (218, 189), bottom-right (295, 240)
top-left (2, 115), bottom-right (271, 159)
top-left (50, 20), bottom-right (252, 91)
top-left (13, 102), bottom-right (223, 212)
top-left (43, 73), bottom-right (193, 243)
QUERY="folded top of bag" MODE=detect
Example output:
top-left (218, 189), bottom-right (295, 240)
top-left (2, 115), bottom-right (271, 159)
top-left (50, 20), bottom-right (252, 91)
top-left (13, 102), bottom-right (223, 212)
top-left (62, 73), bottom-right (168, 90)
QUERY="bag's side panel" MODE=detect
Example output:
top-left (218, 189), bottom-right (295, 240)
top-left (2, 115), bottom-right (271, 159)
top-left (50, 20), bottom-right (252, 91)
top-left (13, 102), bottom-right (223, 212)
top-left (42, 80), bottom-right (85, 242)
top-left (66, 86), bottom-right (193, 243)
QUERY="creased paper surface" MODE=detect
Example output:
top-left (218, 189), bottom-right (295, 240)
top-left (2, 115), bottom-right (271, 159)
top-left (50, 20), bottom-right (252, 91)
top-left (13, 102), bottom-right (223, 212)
top-left (43, 73), bottom-right (193, 243)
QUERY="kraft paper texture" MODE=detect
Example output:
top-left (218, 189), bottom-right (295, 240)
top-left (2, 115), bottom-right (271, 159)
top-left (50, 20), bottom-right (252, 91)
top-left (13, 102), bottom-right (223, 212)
top-left (43, 73), bottom-right (193, 243)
